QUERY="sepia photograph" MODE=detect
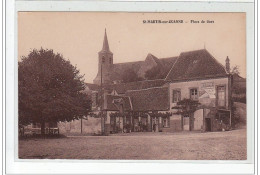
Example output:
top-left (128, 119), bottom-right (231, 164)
top-left (18, 12), bottom-right (247, 160)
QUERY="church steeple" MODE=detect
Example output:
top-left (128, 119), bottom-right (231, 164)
top-left (101, 29), bottom-right (111, 53)
top-left (93, 29), bottom-right (113, 85)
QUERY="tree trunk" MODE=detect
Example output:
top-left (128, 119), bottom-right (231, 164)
top-left (41, 120), bottom-right (45, 136)
top-left (81, 117), bottom-right (83, 134)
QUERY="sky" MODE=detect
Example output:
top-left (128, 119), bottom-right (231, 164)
top-left (18, 12), bottom-right (246, 83)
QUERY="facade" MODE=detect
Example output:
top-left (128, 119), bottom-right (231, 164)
top-left (165, 49), bottom-right (232, 131)
top-left (62, 30), bottom-right (233, 135)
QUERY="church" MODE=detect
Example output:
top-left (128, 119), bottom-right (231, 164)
top-left (58, 29), bottom-right (233, 135)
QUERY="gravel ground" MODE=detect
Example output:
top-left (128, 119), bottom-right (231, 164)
top-left (19, 129), bottom-right (246, 160)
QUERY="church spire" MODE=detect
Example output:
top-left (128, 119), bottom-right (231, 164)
top-left (101, 28), bottom-right (110, 52)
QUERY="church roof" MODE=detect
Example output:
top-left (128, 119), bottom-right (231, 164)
top-left (109, 55), bottom-right (178, 82)
top-left (165, 49), bottom-right (228, 81)
top-left (125, 87), bottom-right (169, 111)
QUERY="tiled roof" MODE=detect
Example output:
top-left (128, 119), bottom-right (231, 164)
top-left (165, 49), bottom-right (228, 81)
top-left (109, 54), bottom-right (178, 82)
top-left (110, 61), bottom-right (143, 81)
top-left (105, 95), bottom-right (132, 111)
top-left (160, 56), bottom-right (178, 74)
top-left (105, 79), bottom-right (168, 94)
top-left (125, 87), bottom-right (169, 111)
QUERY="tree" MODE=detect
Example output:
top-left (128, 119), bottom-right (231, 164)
top-left (121, 68), bottom-right (144, 83)
top-left (19, 48), bottom-right (91, 135)
top-left (172, 98), bottom-right (200, 131)
top-left (231, 65), bottom-right (240, 75)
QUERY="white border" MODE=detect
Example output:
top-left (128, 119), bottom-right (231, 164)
top-left (5, 0), bottom-right (255, 174)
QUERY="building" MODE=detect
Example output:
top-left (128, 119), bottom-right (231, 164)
top-left (59, 29), bottom-right (233, 135)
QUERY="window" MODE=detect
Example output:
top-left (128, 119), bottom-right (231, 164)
top-left (109, 57), bottom-right (112, 64)
top-left (190, 88), bottom-right (198, 100)
top-left (217, 86), bottom-right (226, 107)
top-left (163, 116), bottom-right (170, 127)
top-left (102, 56), bottom-right (105, 63)
top-left (172, 90), bottom-right (181, 103)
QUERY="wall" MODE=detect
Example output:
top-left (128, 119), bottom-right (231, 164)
top-left (162, 115), bottom-right (182, 132)
top-left (183, 117), bottom-right (189, 131)
top-left (170, 77), bottom-right (229, 111)
top-left (194, 109), bottom-right (204, 131)
top-left (58, 117), bottom-right (102, 135)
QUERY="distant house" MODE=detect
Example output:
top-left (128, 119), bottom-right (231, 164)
top-left (60, 30), bottom-right (235, 135)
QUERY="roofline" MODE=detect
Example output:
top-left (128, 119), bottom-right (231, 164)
top-left (125, 86), bottom-right (168, 93)
top-left (106, 94), bottom-right (130, 98)
top-left (113, 54), bottom-right (178, 66)
top-left (169, 74), bottom-right (230, 83)
top-left (159, 56), bottom-right (178, 60)
top-left (164, 49), bottom-right (229, 81)
top-left (164, 55), bottom-right (181, 80)
top-left (204, 49), bottom-right (229, 74)
top-left (178, 48), bottom-right (205, 55)
top-left (105, 79), bottom-right (166, 86)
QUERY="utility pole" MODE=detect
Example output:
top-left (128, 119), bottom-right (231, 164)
top-left (100, 63), bottom-right (104, 135)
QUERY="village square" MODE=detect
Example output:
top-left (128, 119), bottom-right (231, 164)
top-left (18, 28), bottom-right (247, 160)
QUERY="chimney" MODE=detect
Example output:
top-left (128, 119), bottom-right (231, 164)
top-left (225, 56), bottom-right (230, 73)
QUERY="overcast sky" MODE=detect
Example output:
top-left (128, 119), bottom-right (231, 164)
top-left (18, 12), bottom-right (246, 83)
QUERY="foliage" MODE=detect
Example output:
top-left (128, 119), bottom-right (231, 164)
top-left (144, 65), bottom-right (168, 80)
top-left (232, 95), bottom-right (246, 104)
top-left (231, 100), bottom-right (246, 129)
top-left (148, 111), bottom-right (172, 118)
top-left (121, 68), bottom-right (144, 83)
top-left (109, 111), bottom-right (132, 118)
top-left (19, 48), bottom-right (91, 133)
top-left (231, 65), bottom-right (240, 75)
top-left (230, 100), bottom-right (238, 128)
top-left (231, 66), bottom-right (246, 103)
top-left (172, 98), bottom-right (200, 117)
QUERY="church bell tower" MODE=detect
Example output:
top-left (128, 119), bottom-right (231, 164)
top-left (93, 29), bottom-right (113, 85)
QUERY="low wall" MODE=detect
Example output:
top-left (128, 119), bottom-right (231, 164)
top-left (58, 117), bottom-right (102, 135)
